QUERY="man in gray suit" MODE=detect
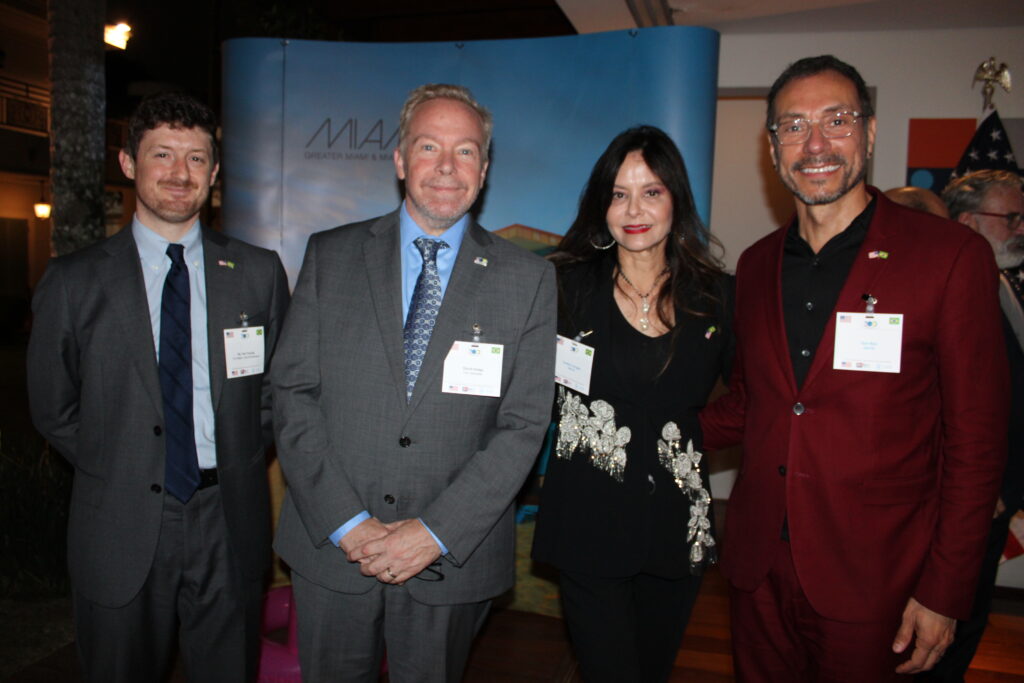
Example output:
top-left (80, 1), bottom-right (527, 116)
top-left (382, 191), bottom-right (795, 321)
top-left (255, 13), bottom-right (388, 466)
top-left (27, 93), bottom-right (289, 682)
top-left (272, 83), bottom-right (557, 682)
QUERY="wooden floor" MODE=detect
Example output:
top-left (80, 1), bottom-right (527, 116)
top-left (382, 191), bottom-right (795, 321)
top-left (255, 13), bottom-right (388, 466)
top-left (463, 566), bottom-right (1024, 682)
top-left (13, 565), bottom-right (1024, 682)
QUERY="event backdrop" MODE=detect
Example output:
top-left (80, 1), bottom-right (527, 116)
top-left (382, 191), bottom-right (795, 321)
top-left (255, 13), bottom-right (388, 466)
top-left (222, 27), bottom-right (720, 284)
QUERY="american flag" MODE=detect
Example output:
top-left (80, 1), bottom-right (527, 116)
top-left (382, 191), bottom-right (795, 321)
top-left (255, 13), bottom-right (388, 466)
top-left (950, 110), bottom-right (1020, 179)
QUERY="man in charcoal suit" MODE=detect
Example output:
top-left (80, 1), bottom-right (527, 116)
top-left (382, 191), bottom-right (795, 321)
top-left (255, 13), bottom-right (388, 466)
top-left (27, 92), bottom-right (289, 682)
top-left (271, 83), bottom-right (557, 683)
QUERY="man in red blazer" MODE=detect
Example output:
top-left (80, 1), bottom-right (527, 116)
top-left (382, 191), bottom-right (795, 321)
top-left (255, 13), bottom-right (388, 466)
top-left (701, 55), bottom-right (1009, 681)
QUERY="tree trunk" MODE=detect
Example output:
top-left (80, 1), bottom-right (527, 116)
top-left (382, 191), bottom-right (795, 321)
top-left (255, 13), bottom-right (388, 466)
top-left (47, 0), bottom-right (106, 256)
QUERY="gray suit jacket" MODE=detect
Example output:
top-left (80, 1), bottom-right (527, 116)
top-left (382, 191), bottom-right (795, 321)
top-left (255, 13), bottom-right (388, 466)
top-left (27, 226), bottom-right (290, 607)
top-left (272, 211), bottom-right (556, 605)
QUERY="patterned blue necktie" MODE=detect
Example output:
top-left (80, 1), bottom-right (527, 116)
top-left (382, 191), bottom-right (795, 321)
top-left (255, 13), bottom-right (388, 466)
top-left (404, 237), bottom-right (449, 402)
top-left (159, 243), bottom-right (201, 503)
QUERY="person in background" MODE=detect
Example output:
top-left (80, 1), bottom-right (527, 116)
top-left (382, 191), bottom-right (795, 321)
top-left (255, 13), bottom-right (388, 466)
top-left (921, 169), bottom-right (1024, 682)
top-left (532, 125), bottom-right (733, 682)
top-left (700, 55), bottom-right (1008, 681)
top-left (27, 92), bottom-right (289, 682)
top-left (883, 186), bottom-right (949, 218)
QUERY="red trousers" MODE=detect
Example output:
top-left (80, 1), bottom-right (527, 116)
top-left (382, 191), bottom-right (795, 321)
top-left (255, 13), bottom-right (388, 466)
top-left (729, 538), bottom-right (907, 682)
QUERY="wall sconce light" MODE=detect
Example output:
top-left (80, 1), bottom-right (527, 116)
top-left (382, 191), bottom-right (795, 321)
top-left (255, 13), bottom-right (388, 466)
top-left (104, 23), bottom-right (132, 50)
top-left (34, 181), bottom-right (51, 219)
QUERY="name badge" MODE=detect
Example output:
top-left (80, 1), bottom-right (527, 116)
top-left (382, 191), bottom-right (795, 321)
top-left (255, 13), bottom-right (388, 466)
top-left (224, 326), bottom-right (265, 377)
top-left (833, 312), bottom-right (903, 373)
top-left (442, 341), bottom-right (503, 397)
top-left (555, 334), bottom-right (595, 395)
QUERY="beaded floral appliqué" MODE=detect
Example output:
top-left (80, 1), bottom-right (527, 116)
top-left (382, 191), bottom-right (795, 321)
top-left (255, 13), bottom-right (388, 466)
top-left (657, 421), bottom-right (716, 573)
top-left (556, 386), bottom-right (631, 481)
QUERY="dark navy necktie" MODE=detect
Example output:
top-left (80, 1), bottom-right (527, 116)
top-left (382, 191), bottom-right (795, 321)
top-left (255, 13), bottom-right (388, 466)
top-left (159, 243), bottom-right (200, 502)
top-left (403, 237), bottom-right (448, 402)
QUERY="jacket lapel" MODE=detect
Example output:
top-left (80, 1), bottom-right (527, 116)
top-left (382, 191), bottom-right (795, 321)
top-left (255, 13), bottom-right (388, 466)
top-left (762, 226), bottom-right (800, 395)
top-left (98, 227), bottom-right (164, 416)
top-left (203, 229), bottom-right (233, 411)
top-left (363, 213), bottom-right (409, 406)
top-left (406, 223), bottom-right (492, 412)
top-left (800, 196), bottom-right (893, 390)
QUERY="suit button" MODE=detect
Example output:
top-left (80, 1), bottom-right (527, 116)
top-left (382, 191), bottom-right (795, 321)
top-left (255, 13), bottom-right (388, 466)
top-left (153, 425), bottom-right (162, 436)
top-left (384, 494), bottom-right (396, 504)
top-left (800, 348), bottom-right (810, 358)
top-left (151, 484), bottom-right (162, 493)
top-left (778, 465), bottom-right (787, 476)
top-left (793, 402), bottom-right (805, 415)
top-left (399, 436), bottom-right (411, 447)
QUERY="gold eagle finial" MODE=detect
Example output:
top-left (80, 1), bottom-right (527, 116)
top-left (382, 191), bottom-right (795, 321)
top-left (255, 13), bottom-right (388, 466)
top-left (973, 57), bottom-right (1011, 111)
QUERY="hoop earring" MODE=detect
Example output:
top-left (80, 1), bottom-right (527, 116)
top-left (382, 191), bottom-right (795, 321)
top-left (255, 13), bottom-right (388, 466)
top-left (590, 235), bottom-right (615, 250)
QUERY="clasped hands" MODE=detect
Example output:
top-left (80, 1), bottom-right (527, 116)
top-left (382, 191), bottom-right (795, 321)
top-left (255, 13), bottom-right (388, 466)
top-left (339, 517), bottom-right (442, 585)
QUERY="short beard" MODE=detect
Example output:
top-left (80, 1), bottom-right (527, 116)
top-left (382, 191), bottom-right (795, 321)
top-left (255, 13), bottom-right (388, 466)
top-left (785, 155), bottom-right (867, 206)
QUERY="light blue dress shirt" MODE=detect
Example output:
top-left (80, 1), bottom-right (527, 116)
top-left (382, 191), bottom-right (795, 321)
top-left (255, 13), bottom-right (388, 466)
top-left (133, 217), bottom-right (217, 470)
top-left (330, 202), bottom-right (470, 555)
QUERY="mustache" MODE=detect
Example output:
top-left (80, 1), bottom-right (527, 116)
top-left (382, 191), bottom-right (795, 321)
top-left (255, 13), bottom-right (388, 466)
top-left (792, 154), bottom-right (846, 172)
top-left (158, 180), bottom-right (197, 190)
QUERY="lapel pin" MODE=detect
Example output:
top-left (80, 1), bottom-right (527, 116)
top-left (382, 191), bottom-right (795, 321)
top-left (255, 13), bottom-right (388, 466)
top-left (218, 259), bottom-right (236, 269)
top-left (867, 250), bottom-right (889, 260)
top-left (705, 325), bottom-right (718, 339)
top-left (473, 256), bottom-right (488, 267)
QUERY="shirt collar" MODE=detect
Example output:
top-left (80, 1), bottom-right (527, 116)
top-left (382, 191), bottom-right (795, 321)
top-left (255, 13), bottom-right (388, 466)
top-left (132, 215), bottom-right (203, 268)
top-left (787, 196), bottom-right (877, 255)
top-left (398, 201), bottom-right (470, 252)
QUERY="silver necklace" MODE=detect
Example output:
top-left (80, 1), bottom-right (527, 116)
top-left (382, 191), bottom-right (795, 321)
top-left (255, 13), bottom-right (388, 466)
top-left (618, 268), bottom-right (668, 331)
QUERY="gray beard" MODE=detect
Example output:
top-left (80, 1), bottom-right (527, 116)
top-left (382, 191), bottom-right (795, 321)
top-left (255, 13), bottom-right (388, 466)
top-left (994, 236), bottom-right (1024, 269)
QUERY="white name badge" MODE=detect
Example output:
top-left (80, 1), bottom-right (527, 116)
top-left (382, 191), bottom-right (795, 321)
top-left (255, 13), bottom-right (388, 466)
top-left (224, 326), bottom-right (265, 378)
top-left (442, 341), bottom-right (504, 397)
top-left (833, 312), bottom-right (903, 373)
top-left (555, 334), bottom-right (595, 395)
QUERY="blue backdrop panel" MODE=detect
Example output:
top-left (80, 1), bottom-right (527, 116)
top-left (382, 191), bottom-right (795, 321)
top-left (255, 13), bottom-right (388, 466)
top-left (222, 28), bottom-right (719, 284)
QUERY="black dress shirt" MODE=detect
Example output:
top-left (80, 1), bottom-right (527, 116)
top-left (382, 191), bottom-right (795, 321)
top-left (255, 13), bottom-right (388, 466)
top-left (781, 198), bottom-right (877, 388)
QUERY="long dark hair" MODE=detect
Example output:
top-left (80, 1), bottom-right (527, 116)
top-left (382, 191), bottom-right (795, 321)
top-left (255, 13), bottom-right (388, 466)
top-left (552, 125), bottom-right (725, 329)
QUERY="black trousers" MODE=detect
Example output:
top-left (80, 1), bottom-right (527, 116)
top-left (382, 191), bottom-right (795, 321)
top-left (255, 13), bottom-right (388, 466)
top-left (916, 514), bottom-right (1012, 683)
top-left (559, 569), bottom-right (703, 683)
top-left (73, 487), bottom-right (263, 683)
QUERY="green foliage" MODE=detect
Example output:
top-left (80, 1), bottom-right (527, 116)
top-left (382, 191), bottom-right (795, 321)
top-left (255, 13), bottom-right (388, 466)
top-left (0, 432), bottom-right (72, 598)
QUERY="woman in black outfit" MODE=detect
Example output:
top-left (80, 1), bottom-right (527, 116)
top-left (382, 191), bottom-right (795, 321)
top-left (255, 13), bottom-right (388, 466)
top-left (531, 126), bottom-right (733, 682)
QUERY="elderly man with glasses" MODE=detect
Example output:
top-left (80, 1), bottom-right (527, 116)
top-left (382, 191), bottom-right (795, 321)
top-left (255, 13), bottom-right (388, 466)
top-left (700, 55), bottom-right (1009, 682)
top-left (919, 170), bottom-right (1024, 682)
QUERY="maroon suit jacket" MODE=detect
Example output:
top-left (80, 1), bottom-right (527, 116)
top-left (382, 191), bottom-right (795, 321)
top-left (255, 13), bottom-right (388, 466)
top-left (701, 188), bottom-right (1009, 623)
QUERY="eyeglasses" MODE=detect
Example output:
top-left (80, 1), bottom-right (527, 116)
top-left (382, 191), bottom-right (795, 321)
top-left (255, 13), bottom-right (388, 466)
top-left (769, 111), bottom-right (863, 145)
top-left (970, 211), bottom-right (1023, 231)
